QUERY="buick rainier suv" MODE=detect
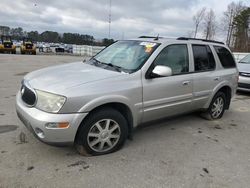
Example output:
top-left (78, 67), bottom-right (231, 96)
top-left (16, 37), bottom-right (238, 155)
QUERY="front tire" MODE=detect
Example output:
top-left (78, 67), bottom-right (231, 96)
top-left (75, 108), bottom-right (128, 156)
top-left (201, 92), bottom-right (226, 120)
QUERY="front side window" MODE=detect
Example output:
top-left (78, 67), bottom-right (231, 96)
top-left (92, 40), bottom-right (159, 73)
top-left (192, 45), bottom-right (215, 72)
top-left (153, 44), bottom-right (189, 75)
top-left (214, 46), bottom-right (236, 68)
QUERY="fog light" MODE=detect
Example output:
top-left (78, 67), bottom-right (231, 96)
top-left (45, 122), bottom-right (69, 129)
top-left (34, 128), bottom-right (45, 138)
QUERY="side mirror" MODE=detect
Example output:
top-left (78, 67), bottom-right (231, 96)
top-left (151, 65), bottom-right (172, 77)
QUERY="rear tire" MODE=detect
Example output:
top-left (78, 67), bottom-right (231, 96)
top-left (201, 92), bottom-right (226, 120)
top-left (75, 108), bottom-right (128, 156)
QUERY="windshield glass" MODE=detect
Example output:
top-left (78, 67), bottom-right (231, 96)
top-left (239, 54), bottom-right (250, 64)
top-left (91, 40), bottom-right (159, 73)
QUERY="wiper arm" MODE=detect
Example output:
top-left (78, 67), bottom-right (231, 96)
top-left (105, 63), bottom-right (123, 72)
top-left (89, 57), bottom-right (103, 66)
top-left (91, 58), bottom-right (128, 73)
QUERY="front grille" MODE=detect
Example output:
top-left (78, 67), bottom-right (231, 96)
top-left (4, 43), bottom-right (11, 48)
top-left (25, 44), bottom-right (32, 49)
top-left (238, 83), bottom-right (250, 89)
top-left (21, 85), bottom-right (36, 106)
top-left (239, 72), bottom-right (250, 77)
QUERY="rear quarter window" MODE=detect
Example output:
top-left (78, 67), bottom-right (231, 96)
top-left (214, 46), bottom-right (236, 68)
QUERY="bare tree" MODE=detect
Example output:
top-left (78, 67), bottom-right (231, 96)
top-left (203, 9), bottom-right (216, 40)
top-left (193, 7), bottom-right (206, 38)
top-left (222, 1), bottom-right (244, 47)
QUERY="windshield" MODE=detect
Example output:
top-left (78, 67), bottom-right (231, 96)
top-left (90, 40), bottom-right (159, 73)
top-left (239, 54), bottom-right (250, 64)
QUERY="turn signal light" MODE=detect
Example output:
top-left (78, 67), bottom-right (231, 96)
top-left (45, 122), bottom-right (69, 129)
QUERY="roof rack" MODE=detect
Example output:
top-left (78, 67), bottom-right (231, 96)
top-left (177, 37), bottom-right (224, 45)
top-left (138, 36), bottom-right (162, 41)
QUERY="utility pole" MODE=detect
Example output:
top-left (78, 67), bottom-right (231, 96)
top-left (108, 0), bottom-right (112, 39)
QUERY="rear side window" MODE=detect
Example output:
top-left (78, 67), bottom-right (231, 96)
top-left (192, 45), bottom-right (216, 72)
top-left (214, 46), bottom-right (236, 68)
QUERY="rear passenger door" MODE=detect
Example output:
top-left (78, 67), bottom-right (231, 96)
top-left (191, 44), bottom-right (219, 109)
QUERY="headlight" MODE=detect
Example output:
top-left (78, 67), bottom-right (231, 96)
top-left (35, 90), bottom-right (66, 113)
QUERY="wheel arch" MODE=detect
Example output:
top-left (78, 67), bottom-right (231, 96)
top-left (75, 102), bottom-right (135, 143)
top-left (204, 83), bottom-right (233, 110)
top-left (217, 86), bottom-right (232, 109)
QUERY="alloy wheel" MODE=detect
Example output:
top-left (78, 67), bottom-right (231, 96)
top-left (211, 96), bottom-right (224, 119)
top-left (87, 119), bottom-right (121, 152)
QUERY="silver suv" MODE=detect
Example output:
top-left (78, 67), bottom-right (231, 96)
top-left (16, 37), bottom-right (238, 155)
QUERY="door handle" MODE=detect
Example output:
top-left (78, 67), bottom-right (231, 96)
top-left (214, 77), bottom-right (220, 81)
top-left (182, 81), bottom-right (190, 85)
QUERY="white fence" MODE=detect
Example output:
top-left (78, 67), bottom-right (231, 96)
top-left (233, 52), bottom-right (250, 62)
top-left (71, 46), bottom-right (249, 60)
top-left (73, 45), bottom-right (105, 57)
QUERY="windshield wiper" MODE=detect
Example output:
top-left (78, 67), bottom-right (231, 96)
top-left (105, 63), bottom-right (124, 72)
top-left (90, 58), bottom-right (129, 73)
top-left (91, 57), bottom-right (102, 65)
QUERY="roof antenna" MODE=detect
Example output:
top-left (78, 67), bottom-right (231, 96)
top-left (154, 34), bottom-right (159, 41)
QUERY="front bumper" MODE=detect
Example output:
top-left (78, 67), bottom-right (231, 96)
top-left (0, 48), bottom-right (15, 52)
top-left (22, 48), bottom-right (36, 52)
top-left (16, 91), bottom-right (88, 145)
top-left (238, 76), bottom-right (250, 92)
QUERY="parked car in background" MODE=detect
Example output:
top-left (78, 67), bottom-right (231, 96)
top-left (16, 37), bottom-right (238, 156)
top-left (237, 54), bottom-right (250, 92)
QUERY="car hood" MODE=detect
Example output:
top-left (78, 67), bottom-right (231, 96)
top-left (24, 62), bottom-right (123, 94)
top-left (237, 63), bottom-right (250, 73)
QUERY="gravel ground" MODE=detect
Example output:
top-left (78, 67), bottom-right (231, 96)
top-left (0, 54), bottom-right (250, 188)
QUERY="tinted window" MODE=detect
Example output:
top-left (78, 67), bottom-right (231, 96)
top-left (192, 45), bottom-right (215, 71)
top-left (214, 46), bottom-right (236, 68)
top-left (154, 44), bottom-right (189, 74)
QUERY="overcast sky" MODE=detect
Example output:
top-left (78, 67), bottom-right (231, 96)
top-left (0, 0), bottom-right (249, 40)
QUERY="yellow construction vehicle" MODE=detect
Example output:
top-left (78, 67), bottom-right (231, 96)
top-left (0, 35), bottom-right (16, 54)
top-left (20, 38), bottom-right (36, 55)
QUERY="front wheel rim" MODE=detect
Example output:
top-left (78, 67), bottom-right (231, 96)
top-left (87, 119), bottom-right (121, 153)
top-left (211, 97), bottom-right (224, 118)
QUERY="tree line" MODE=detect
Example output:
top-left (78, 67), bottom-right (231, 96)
top-left (191, 1), bottom-right (250, 52)
top-left (0, 26), bottom-right (114, 46)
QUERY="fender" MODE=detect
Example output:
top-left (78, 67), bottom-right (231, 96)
top-left (203, 80), bottom-right (234, 109)
top-left (78, 95), bottom-right (140, 127)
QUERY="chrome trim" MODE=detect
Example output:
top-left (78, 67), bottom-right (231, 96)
top-left (239, 72), bottom-right (250, 77)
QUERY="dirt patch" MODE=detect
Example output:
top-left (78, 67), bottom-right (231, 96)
top-left (207, 136), bottom-right (219, 142)
top-left (214, 124), bottom-right (222, 129)
top-left (230, 123), bottom-right (237, 127)
top-left (18, 132), bottom-right (28, 144)
top-left (68, 160), bottom-right (89, 169)
top-left (203, 168), bottom-right (209, 174)
top-left (27, 166), bottom-right (34, 171)
top-left (14, 72), bottom-right (29, 76)
top-left (0, 125), bottom-right (18, 134)
top-left (0, 113), bottom-right (5, 116)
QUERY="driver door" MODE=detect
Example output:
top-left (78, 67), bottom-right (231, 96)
top-left (142, 44), bottom-right (193, 122)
